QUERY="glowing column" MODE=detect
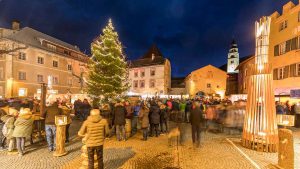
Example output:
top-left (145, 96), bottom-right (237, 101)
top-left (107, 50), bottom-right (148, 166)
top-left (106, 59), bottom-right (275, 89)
top-left (242, 16), bottom-right (278, 152)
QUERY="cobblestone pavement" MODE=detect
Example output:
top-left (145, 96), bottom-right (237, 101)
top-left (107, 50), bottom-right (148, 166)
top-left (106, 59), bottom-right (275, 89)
top-left (0, 120), bottom-right (299, 169)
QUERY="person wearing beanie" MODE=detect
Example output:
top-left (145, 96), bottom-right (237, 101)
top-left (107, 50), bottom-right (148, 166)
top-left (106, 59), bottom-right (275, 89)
top-left (78, 109), bottom-right (109, 169)
top-left (1, 107), bottom-right (18, 152)
top-left (12, 108), bottom-right (34, 156)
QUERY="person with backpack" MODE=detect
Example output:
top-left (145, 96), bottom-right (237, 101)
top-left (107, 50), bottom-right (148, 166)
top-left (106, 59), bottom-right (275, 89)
top-left (1, 107), bottom-right (18, 152)
top-left (12, 108), bottom-right (34, 156)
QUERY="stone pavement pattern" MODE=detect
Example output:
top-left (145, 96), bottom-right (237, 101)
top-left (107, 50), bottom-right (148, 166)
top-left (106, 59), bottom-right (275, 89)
top-left (0, 120), bottom-right (299, 169)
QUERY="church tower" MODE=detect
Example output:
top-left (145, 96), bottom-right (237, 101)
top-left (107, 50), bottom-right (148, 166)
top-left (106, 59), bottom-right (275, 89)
top-left (227, 40), bottom-right (239, 73)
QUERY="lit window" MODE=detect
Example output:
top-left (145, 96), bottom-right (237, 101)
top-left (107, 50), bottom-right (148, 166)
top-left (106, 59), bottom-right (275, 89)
top-left (18, 52), bottom-right (26, 60)
top-left (18, 72), bottom-right (26, 80)
top-left (67, 64), bottom-right (72, 71)
top-left (53, 76), bottom-right (59, 85)
top-left (149, 79), bottom-right (155, 88)
top-left (150, 68), bottom-right (156, 76)
top-left (134, 70), bottom-right (138, 78)
top-left (133, 80), bottom-right (138, 88)
top-left (278, 67), bottom-right (284, 79)
top-left (140, 80), bottom-right (145, 88)
top-left (279, 20), bottom-right (288, 31)
top-left (279, 42), bottom-right (286, 55)
top-left (37, 57), bottom-right (44, 64)
top-left (37, 74), bottom-right (43, 82)
top-left (53, 60), bottom-right (58, 67)
top-left (18, 88), bottom-right (27, 97)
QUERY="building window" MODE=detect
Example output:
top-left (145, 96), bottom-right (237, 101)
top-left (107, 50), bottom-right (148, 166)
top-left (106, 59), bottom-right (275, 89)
top-left (47, 44), bottom-right (56, 51)
top-left (64, 50), bottom-right (70, 55)
top-left (37, 57), bottom-right (44, 64)
top-left (67, 64), bottom-right (72, 71)
top-left (230, 60), bottom-right (234, 64)
top-left (18, 52), bottom-right (26, 60)
top-left (133, 80), bottom-right (138, 88)
top-left (140, 69), bottom-right (145, 77)
top-left (207, 83), bottom-right (211, 88)
top-left (279, 20), bottom-right (288, 31)
top-left (150, 68), bottom-right (156, 76)
top-left (149, 79), bottom-right (155, 88)
top-left (134, 70), bottom-right (138, 78)
top-left (297, 63), bottom-right (300, 76)
top-left (37, 74), bottom-right (43, 83)
top-left (68, 78), bottom-right (72, 86)
top-left (279, 42), bottom-right (286, 55)
top-left (0, 67), bottom-right (3, 80)
top-left (18, 88), bottom-right (27, 97)
top-left (18, 72), bottom-right (26, 80)
top-left (53, 60), bottom-right (58, 67)
top-left (140, 80), bottom-right (145, 88)
top-left (244, 69), bottom-right (248, 76)
top-left (53, 76), bottom-right (59, 85)
top-left (278, 67), bottom-right (284, 80)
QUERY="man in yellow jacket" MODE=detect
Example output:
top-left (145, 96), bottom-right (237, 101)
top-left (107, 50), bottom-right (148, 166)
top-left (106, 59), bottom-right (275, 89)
top-left (78, 109), bottom-right (109, 169)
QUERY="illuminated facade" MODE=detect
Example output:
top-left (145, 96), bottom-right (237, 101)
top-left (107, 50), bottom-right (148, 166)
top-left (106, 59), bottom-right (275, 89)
top-left (237, 1), bottom-right (300, 102)
top-left (0, 21), bottom-right (88, 98)
top-left (128, 45), bottom-right (171, 96)
top-left (185, 65), bottom-right (227, 99)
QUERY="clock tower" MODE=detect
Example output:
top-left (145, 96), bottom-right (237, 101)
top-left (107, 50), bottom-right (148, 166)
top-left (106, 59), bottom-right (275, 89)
top-left (227, 39), bottom-right (239, 73)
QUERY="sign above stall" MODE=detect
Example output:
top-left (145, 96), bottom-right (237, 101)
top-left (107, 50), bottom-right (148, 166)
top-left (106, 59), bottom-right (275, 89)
top-left (290, 89), bottom-right (300, 98)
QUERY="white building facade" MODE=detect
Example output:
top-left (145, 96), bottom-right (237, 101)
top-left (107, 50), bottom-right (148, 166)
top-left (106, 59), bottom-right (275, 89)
top-left (128, 45), bottom-right (171, 96)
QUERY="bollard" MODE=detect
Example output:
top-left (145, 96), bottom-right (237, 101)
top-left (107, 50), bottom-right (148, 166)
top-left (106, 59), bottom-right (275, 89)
top-left (278, 128), bottom-right (294, 169)
top-left (53, 115), bottom-right (68, 157)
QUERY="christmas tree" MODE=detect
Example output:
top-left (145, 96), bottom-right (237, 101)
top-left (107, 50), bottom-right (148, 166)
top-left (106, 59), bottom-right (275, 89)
top-left (87, 19), bottom-right (129, 106)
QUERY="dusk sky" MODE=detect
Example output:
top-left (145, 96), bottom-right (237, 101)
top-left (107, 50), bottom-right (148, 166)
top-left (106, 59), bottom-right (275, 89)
top-left (0, 0), bottom-right (296, 77)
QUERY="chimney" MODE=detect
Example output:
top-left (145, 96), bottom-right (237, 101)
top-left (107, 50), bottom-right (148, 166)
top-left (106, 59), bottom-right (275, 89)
top-left (12, 20), bottom-right (20, 31)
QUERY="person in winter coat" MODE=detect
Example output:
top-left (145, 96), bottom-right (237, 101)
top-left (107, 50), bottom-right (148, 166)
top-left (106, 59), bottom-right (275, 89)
top-left (190, 101), bottom-right (204, 147)
top-left (159, 103), bottom-right (168, 133)
top-left (1, 107), bottom-right (18, 152)
top-left (276, 101), bottom-right (285, 115)
top-left (12, 108), bottom-right (34, 156)
top-left (78, 109), bottom-right (109, 169)
top-left (59, 102), bottom-right (72, 143)
top-left (138, 103), bottom-right (149, 141)
top-left (74, 99), bottom-right (82, 120)
top-left (149, 101), bottom-right (160, 137)
top-left (42, 101), bottom-right (62, 152)
top-left (0, 104), bottom-right (7, 150)
top-left (113, 101), bottom-right (127, 141)
top-left (132, 102), bottom-right (141, 135)
top-left (82, 99), bottom-right (91, 120)
top-left (179, 101), bottom-right (186, 122)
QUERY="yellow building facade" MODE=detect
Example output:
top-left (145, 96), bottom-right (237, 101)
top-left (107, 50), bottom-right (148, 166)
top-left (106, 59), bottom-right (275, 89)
top-left (185, 65), bottom-right (227, 99)
top-left (0, 22), bottom-right (88, 98)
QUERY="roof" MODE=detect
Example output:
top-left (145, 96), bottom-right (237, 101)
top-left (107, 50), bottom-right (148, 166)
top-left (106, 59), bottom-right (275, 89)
top-left (129, 44), bottom-right (167, 68)
top-left (171, 77), bottom-right (186, 88)
top-left (6, 27), bottom-right (81, 52)
top-left (235, 55), bottom-right (255, 70)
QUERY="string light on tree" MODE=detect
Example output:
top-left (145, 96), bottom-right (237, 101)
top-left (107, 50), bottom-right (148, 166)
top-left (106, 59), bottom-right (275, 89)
top-left (87, 19), bottom-right (129, 106)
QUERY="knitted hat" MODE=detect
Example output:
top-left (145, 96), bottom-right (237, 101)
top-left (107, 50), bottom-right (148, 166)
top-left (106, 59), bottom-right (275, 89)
top-left (19, 108), bottom-right (32, 116)
top-left (90, 109), bottom-right (100, 116)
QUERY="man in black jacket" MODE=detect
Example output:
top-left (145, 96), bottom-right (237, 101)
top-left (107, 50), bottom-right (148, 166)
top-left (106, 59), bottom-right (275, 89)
top-left (113, 101), bottom-right (127, 141)
top-left (149, 101), bottom-right (160, 137)
top-left (190, 101), bottom-right (204, 147)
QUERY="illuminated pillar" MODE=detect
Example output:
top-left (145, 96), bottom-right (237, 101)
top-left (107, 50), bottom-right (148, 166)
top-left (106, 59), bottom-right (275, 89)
top-left (242, 16), bottom-right (278, 152)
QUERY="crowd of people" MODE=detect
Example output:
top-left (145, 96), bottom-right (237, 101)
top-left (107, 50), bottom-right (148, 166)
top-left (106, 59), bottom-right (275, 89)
top-left (0, 96), bottom-right (299, 169)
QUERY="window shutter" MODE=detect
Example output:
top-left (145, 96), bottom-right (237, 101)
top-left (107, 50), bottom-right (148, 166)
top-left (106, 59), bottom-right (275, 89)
top-left (274, 45), bottom-right (279, 56)
top-left (290, 64), bottom-right (296, 77)
top-left (273, 69), bottom-right (278, 80)
top-left (291, 37), bottom-right (298, 50)
top-left (284, 66), bottom-right (289, 78)
top-left (286, 39), bottom-right (291, 52)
